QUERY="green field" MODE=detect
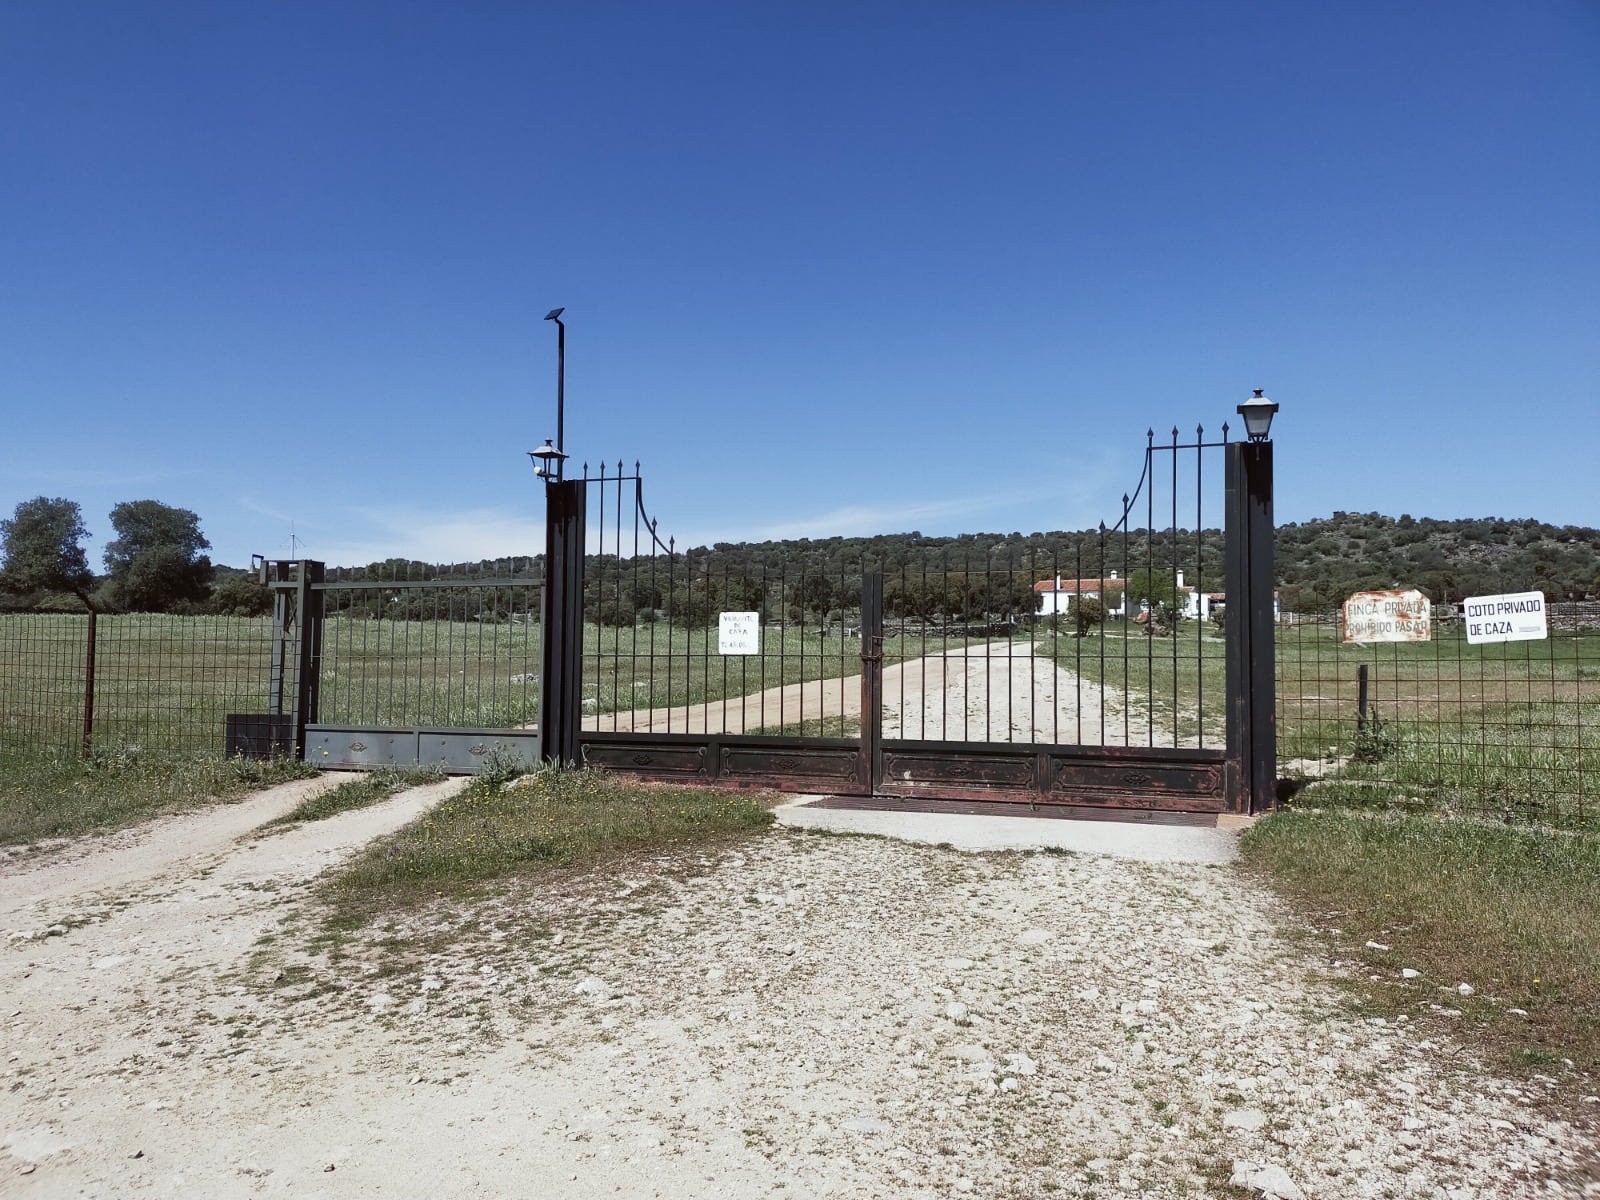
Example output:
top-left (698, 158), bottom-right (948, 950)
top-left (0, 611), bottom-right (546, 756)
top-left (0, 612), bottom-right (275, 756)
top-left (1273, 620), bottom-right (1600, 827)
top-left (319, 614), bottom-right (543, 728)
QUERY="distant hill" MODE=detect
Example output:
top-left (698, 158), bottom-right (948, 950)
top-left (1274, 512), bottom-right (1600, 611)
top-left (340, 513), bottom-right (1600, 615)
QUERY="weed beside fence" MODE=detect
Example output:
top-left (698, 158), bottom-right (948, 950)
top-left (1277, 611), bottom-right (1597, 829)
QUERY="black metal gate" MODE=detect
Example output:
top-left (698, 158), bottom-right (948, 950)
top-left (558, 424), bottom-right (1276, 815)
top-left (262, 419), bottom-right (1275, 816)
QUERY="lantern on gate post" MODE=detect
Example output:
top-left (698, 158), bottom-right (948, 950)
top-left (528, 439), bottom-right (568, 482)
top-left (1236, 389), bottom-right (1278, 442)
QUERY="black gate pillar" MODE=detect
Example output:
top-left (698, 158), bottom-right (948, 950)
top-left (1224, 440), bottom-right (1276, 814)
top-left (261, 559), bottom-right (324, 759)
top-left (293, 560), bottom-right (324, 755)
top-left (538, 480), bottom-right (587, 767)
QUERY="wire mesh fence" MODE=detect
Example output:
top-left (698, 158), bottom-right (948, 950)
top-left (1277, 605), bottom-right (1598, 828)
top-left (0, 611), bottom-right (274, 759)
top-left (10, 529), bottom-right (1595, 829)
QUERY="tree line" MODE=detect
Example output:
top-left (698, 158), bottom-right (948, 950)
top-left (0, 496), bottom-right (268, 615)
top-left (9, 494), bottom-right (1597, 621)
top-left (663, 514), bottom-right (1600, 614)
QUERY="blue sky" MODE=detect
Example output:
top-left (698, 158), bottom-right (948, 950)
top-left (3, 2), bottom-right (1597, 569)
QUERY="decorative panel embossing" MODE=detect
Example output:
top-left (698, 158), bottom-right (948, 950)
top-left (881, 752), bottom-right (1036, 790)
top-left (582, 743), bottom-right (707, 775)
top-left (721, 746), bottom-right (861, 781)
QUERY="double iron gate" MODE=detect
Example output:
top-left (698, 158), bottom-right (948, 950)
top-left (558, 430), bottom-right (1274, 815)
top-left (248, 426), bottom-right (1276, 815)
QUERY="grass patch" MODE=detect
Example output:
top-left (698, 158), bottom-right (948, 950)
top-left (0, 749), bottom-right (318, 846)
top-left (1239, 808), bottom-right (1600, 1088)
top-left (262, 764), bottom-right (446, 828)
top-left (318, 767), bottom-right (776, 929)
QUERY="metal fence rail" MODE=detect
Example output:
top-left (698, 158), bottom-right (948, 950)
top-left (1277, 610), bottom-right (1596, 828)
top-left (315, 561), bottom-right (545, 729)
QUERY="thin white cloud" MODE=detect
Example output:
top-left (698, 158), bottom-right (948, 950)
top-left (237, 446), bottom-right (1139, 569)
top-left (237, 494), bottom-right (298, 525)
top-left (1, 464), bottom-right (201, 490)
top-left (311, 507), bottom-right (545, 567)
top-left (671, 476), bottom-right (1120, 549)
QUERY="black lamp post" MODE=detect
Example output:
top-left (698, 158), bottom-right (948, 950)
top-left (1236, 389), bottom-right (1278, 442)
top-left (544, 306), bottom-right (566, 478)
top-left (533, 306), bottom-right (583, 767)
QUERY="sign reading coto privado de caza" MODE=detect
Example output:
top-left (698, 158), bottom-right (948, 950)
top-left (1461, 591), bottom-right (1547, 645)
top-left (1342, 589), bottom-right (1432, 644)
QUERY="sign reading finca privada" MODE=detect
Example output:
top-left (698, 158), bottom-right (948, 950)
top-left (1462, 591), bottom-right (1547, 645)
top-left (1342, 589), bottom-right (1432, 644)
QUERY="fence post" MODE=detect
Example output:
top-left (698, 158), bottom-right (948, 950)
top-left (538, 480), bottom-right (587, 767)
top-left (1224, 439), bottom-right (1277, 813)
top-left (293, 561), bottom-right (325, 756)
top-left (1356, 663), bottom-right (1369, 736)
top-left (80, 608), bottom-right (97, 760)
top-left (269, 584), bottom-right (289, 718)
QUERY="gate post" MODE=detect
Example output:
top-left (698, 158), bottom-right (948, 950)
top-left (859, 574), bottom-right (884, 794)
top-left (1224, 440), bottom-right (1276, 814)
top-left (538, 480), bottom-right (587, 767)
top-left (81, 608), bottom-right (97, 761)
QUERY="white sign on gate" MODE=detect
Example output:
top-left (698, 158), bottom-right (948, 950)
top-left (1461, 591), bottom-right (1547, 645)
top-left (718, 611), bottom-right (761, 655)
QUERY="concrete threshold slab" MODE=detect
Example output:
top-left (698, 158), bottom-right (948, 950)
top-left (773, 796), bottom-right (1246, 865)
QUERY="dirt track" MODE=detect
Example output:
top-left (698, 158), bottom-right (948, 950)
top-left (585, 639), bottom-right (1172, 746)
top-left (3, 779), bottom-right (1596, 1198)
top-left (3, 648), bottom-right (1596, 1197)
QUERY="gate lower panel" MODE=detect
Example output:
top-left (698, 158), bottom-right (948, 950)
top-left (579, 732), bottom-right (870, 794)
top-left (876, 740), bottom-right (1228, 811)
top-left (577, 731), bottom-right (1226, 811)
top-left (306, 724), bottom-right (540, 772)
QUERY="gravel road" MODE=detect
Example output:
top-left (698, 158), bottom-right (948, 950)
top-left (588, 639), bottom-right (1169, 745)
top-left (4, 774), bottom-right (1598, 1198)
